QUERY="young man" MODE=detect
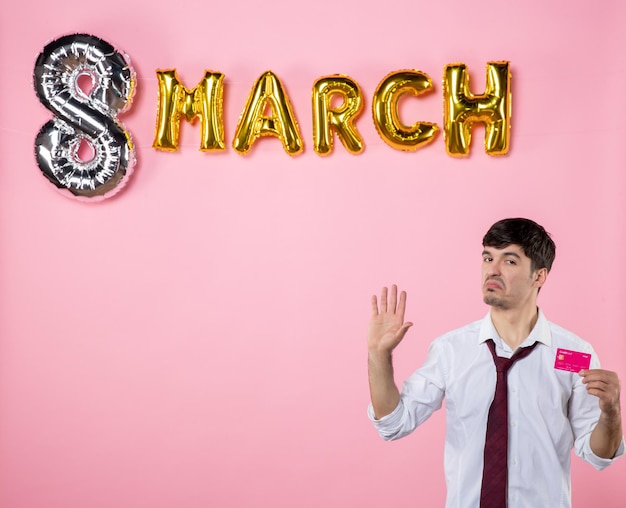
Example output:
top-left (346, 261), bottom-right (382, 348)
top-left (367, 218), bottom-right (623, 507)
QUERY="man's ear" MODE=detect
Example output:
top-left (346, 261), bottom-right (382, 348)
top-left (533, 267), bottom-right (548, 289)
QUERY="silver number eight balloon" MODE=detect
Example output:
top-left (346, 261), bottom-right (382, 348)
top-left (34, 34), bottom-right (136, 201)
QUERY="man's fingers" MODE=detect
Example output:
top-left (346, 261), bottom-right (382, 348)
top-left (580, 370), bottom-right (620, 386)
top-left (380, 286), bottom-right (388, 312)
top-left (397, 322), bottom-right (413, 340)
top-left (579, 369), bottom-right (621, 409)
top-left (374, 285), bottom-right (408, 316)
top-left (389, 284), bottom-right (398, 313)
top-left (371, 295), bottom-right (379, 316)
top-left (397, 290), bottom-right (407, 319)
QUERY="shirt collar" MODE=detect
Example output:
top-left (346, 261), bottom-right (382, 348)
top-left (478, 308), bottom-right (552, 348)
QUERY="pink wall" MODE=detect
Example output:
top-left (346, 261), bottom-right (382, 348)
top-left (1, 1), bottom-right (624, 506)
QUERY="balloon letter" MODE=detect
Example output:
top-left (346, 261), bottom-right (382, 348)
top-left (443, 62), bottom-right (511, 157)
top-left (34, 34), bottom-right (136, 201)
top-left (372, 70), bottom-right (439, 151)
top-left (233, 71), bottom-right (303, 156)
top-left (153, 70), bottom-right (225, 151)
top-left (312, 75), bottom-right (364, 155)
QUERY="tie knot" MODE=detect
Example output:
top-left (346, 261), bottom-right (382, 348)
top-left (485, 339), bottom-right (538, 373)
top-left (493, 356), bottom-right (514, 373)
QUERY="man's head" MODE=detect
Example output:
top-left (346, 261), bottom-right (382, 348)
top-left (481, 218), bottom-right (556, 308)
top-left (482, 218), bottom-right (555, 273)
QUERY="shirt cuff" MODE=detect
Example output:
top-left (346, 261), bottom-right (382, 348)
top-left (583, 435), bottom-right (625, 470)
top-left (367, 402), bottom-right (403, 424)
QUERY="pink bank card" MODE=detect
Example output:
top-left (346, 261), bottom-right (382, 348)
top-left (554, 348), bottom-right (591, 372)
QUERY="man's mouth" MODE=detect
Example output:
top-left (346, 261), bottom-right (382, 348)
top-left (485, 278), bottom-right (504, 290)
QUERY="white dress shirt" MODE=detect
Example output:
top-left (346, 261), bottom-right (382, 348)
top-left (368, 310), bottom-right (624, 508)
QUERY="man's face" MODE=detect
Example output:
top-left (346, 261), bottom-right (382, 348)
top-left (481, 244), bottom-right (546, 310)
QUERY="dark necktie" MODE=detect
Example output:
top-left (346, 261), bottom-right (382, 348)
top-left (480, 339), bottom-right (539, 508)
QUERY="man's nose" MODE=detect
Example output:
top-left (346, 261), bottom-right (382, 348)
top-left (486, 261), bottom-right (501, 276)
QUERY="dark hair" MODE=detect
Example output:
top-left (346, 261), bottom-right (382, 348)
top-left (482, 218), bottom-right (556, 272)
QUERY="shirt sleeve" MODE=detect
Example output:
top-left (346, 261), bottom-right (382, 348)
top-left (368, 339), bottom-right (446, 441)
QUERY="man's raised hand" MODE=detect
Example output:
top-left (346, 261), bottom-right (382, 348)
top-left (368, 285), bottom-right (413, 355)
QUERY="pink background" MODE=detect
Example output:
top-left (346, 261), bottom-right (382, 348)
top-left (1, 1), bottom-right (625, 506)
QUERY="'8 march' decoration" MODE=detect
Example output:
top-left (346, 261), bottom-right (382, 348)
top-left (34, 33), bottom-right (511, 202)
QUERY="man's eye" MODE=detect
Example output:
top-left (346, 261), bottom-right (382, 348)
top-left (483, 257), bottom-right (492, 262)
top-left (506, 259), bottom-right (516, 265)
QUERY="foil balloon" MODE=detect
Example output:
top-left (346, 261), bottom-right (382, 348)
top-left (153, 70), bottom-right (225, 152)
top-left (233, 71), bottom-right (303, 156)
top-left (372, 70), bottom-right (439, 151)
top-left (312, 75), bottom-right (364, 155)
top-left (34, 34), bottom-right (136, 200)
top-left (443, 61), bottom-right (511, 157)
